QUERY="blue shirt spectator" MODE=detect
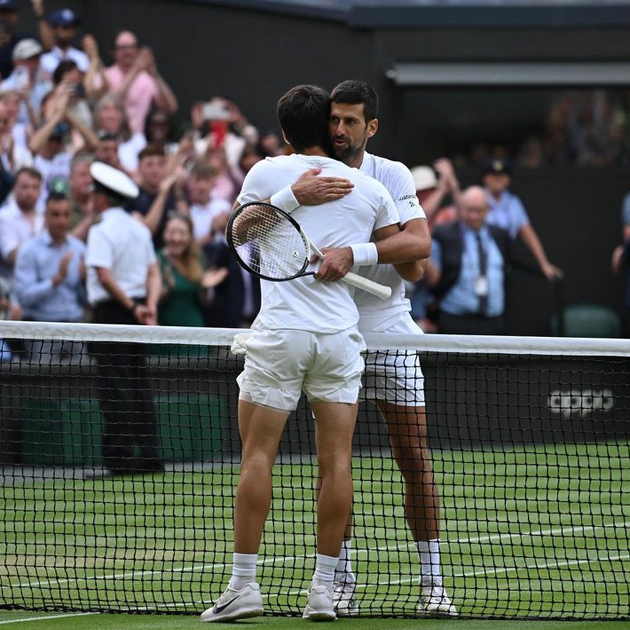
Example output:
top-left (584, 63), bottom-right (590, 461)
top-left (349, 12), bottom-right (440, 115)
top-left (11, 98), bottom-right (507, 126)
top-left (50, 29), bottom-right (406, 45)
top-left (14, 194), bottom-right (86, 322)
top-left (486, 189), bottom-right (529, 240)
top-left (482, 157), bottom-right (562, 280)
top-left (426, 186), bottom-right (511, 335)
top-left (431, 224), bottom-right (505, 318)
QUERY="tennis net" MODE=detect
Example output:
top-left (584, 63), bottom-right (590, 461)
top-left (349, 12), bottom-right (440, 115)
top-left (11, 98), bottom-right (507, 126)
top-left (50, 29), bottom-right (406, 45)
top-left (0, 321), bottom-right (628, 619)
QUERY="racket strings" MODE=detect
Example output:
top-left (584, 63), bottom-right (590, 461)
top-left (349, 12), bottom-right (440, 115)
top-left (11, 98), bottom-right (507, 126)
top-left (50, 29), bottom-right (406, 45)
top-left (231, 205), bottom-right (310, 280)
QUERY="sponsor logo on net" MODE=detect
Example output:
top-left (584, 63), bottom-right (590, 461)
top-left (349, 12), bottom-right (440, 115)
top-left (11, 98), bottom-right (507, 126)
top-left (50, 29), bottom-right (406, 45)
top-left (547, 388), bottom-right (614, 419)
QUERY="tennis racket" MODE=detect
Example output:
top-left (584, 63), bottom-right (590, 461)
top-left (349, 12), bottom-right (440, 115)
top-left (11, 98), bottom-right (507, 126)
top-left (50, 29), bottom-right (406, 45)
top-left (226, 201), bottom-right (392, 300)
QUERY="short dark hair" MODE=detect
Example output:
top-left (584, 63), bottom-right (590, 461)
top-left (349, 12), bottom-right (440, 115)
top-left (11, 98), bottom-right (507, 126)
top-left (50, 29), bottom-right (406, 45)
top-left (276, 85), bottom-right (331, 154)
top-left (331, 80), bottom-right (379, 122)
top-left (46, 192), bottom-right (70, 207)
top-left (138, 144), bottom-right (166, 162)
top-left (92, 181), bottom-right (127, 208)
top-left (15, 167), bottom-right (43, 183)
top-left (53, 59), bottom-right (78, 86)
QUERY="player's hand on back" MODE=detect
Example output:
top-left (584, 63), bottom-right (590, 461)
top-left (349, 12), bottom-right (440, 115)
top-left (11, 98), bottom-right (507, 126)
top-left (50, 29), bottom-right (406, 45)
top-left (292, 169), bottom-right (354, 205)
top-left (314, 246), bottom-right (354, 282)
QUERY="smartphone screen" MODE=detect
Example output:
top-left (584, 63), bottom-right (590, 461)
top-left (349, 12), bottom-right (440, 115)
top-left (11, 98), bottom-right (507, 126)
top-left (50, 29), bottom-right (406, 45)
top-left (211, 121), bottom-right (227, 149)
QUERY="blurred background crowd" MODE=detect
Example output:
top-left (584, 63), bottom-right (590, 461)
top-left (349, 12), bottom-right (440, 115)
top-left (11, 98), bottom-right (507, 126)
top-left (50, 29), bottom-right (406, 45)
top-left (0, 0), bottom-right (283, 345)
top-left (0, 0), bottom-right (627, 361)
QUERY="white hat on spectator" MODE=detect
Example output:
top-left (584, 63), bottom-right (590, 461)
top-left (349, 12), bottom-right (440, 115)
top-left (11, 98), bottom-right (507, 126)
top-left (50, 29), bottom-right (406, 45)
top-left (12, 39), bottom-right (43, 61)
top-left (90, 162), bottom-right (139, 199)
top-left (410, 165), bottom-right (438, 192)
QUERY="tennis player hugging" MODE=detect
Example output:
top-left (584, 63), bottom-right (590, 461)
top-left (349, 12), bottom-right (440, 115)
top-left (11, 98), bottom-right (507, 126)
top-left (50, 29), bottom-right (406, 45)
top-left (201, 83), bottom-right (432, 623)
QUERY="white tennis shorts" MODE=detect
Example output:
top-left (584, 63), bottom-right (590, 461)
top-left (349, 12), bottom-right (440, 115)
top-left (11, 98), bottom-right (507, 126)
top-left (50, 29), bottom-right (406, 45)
top-left (236, 326), bottom-right (366, 412)
top-left (362, 314), bottom-right (426, 407)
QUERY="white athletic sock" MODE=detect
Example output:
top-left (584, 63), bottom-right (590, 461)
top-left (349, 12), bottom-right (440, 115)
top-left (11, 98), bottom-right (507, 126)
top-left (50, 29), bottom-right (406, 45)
top-left (228, 552), bottom-right (258, 590)
top-left (417, 539), bottom-right (442, 586)
top-left (335, 539), bottom-right (356, 583)
top-left (312, 553), bottom-right (338, 589)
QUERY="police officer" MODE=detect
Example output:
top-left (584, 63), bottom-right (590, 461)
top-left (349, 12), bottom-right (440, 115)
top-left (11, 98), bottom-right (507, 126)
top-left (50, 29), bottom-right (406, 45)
top-left (86, 162), bottom-right (163, 476)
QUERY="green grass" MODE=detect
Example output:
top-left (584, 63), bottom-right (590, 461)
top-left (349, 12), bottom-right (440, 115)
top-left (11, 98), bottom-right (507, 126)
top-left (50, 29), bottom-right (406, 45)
top-left (1, 611), bottom-right (630, 629)
top-left (1, 442), bottom-right (629, 625)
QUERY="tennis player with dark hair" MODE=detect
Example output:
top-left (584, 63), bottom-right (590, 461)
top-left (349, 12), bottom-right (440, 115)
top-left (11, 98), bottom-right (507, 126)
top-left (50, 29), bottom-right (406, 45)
top-left (200, 85), bottom-right (403, 623)
top-left (273, 79), bottom-right (455, 617)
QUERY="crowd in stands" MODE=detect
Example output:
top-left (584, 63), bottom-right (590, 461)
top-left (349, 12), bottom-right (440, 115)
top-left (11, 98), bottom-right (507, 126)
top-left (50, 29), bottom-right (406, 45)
top-left (0, 0), bottom-right (276, 356)
top-left (460, 89), bottom-right (630, 169)
top-left (407, 156), bottom-right (562, 335)
top-left (0, 1), bottom-right (620, 360)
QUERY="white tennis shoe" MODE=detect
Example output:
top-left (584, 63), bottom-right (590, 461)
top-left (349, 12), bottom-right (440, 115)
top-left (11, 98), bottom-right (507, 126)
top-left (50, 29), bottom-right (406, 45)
top-left (200, 582), bottom-right (264, 622)
top-left (417, 583), bottom-right (457, 617)
top-left (332, 579), bottom-right (359, 616)
top-left (303, 584), bottom-right (336, 621)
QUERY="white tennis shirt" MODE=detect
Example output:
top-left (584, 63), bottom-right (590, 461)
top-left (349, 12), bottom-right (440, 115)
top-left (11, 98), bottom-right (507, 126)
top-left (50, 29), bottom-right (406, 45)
top-left (86, 207), bottom-right (157, 305)
top-left (355, 152), bottom-right (426, 332)
top-left (237, 154), bottom-right (400, 333)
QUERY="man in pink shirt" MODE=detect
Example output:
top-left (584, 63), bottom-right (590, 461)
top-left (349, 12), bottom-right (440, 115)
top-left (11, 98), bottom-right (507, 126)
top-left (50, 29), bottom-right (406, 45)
top-left (103, 30), bottom-right (177, 135)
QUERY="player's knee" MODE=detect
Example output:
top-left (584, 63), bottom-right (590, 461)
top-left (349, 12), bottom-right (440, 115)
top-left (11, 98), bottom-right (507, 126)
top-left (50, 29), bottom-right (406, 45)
top-left (240, 452), bottom-right (275, 479)
top-left (318, 454), bottom-right (352, 480)
top-left (392, 445), bottom-right (432, 475)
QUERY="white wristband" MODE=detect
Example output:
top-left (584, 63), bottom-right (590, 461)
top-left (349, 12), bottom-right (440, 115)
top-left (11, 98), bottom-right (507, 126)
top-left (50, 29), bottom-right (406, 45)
top-left (270, 186), bottom-right (300, 214)
top-left (350, 242), bottom-right (378, 266)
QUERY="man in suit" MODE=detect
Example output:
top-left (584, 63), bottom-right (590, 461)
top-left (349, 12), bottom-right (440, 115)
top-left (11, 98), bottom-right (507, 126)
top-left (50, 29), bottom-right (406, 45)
top-left (426, 186), bottom-right (511, 335)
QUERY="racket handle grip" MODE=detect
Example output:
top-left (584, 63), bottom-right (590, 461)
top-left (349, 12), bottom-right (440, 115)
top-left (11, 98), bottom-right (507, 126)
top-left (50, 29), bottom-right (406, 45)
top-left (342, 271), bottom-right (392, 300)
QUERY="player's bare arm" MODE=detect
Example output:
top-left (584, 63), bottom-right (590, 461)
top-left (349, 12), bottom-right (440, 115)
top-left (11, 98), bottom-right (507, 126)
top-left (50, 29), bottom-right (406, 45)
top-left (316, 217), bottom-right (430, 282)
top-left (316, 223), bottom-right (400, 282)
top-left (390, 218), bottom-right (431, 283)
top-left (291, 168), bottom-right (354, 204)
top-left (227, 169), bottom-right (353, 220)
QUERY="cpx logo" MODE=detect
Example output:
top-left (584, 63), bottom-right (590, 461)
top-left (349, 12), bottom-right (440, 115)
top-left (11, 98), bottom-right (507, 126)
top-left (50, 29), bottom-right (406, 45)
top-left (547, 388), bottom-right (614, 420)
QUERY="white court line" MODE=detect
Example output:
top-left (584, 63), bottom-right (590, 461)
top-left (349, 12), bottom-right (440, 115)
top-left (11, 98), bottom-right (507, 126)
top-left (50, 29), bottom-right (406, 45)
top-left (337, 551), bottom-right (630, 595)
top-left (445, 519), bottom-right (630, 547)
top-left (10, 553), bottom-right (627, 615)
top-left (456, 552), bottom-right (630, 580)
top-left (116, 547), bottom-right (630, 610)
top-left (14, 553), bottom-right (289, 589)
top-left (0, 613), bottom-right (98, 625)
top-left (13, 519), bottom-right (630, 591)
top-left (106, 547), bottom-right (630, 608)
top-left (329, 518), bottom-right (630, 556)
top-left (216, 550), bottom-right (630, 602)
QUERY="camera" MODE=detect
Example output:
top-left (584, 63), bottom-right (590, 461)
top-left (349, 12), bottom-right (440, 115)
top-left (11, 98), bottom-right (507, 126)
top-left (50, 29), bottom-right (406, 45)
top-left (201, 102), bottom-right (231, 122)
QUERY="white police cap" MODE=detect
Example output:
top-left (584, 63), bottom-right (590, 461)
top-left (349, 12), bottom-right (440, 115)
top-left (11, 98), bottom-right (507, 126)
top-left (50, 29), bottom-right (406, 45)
top-left (90, 161), bottom-right (139, 199)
